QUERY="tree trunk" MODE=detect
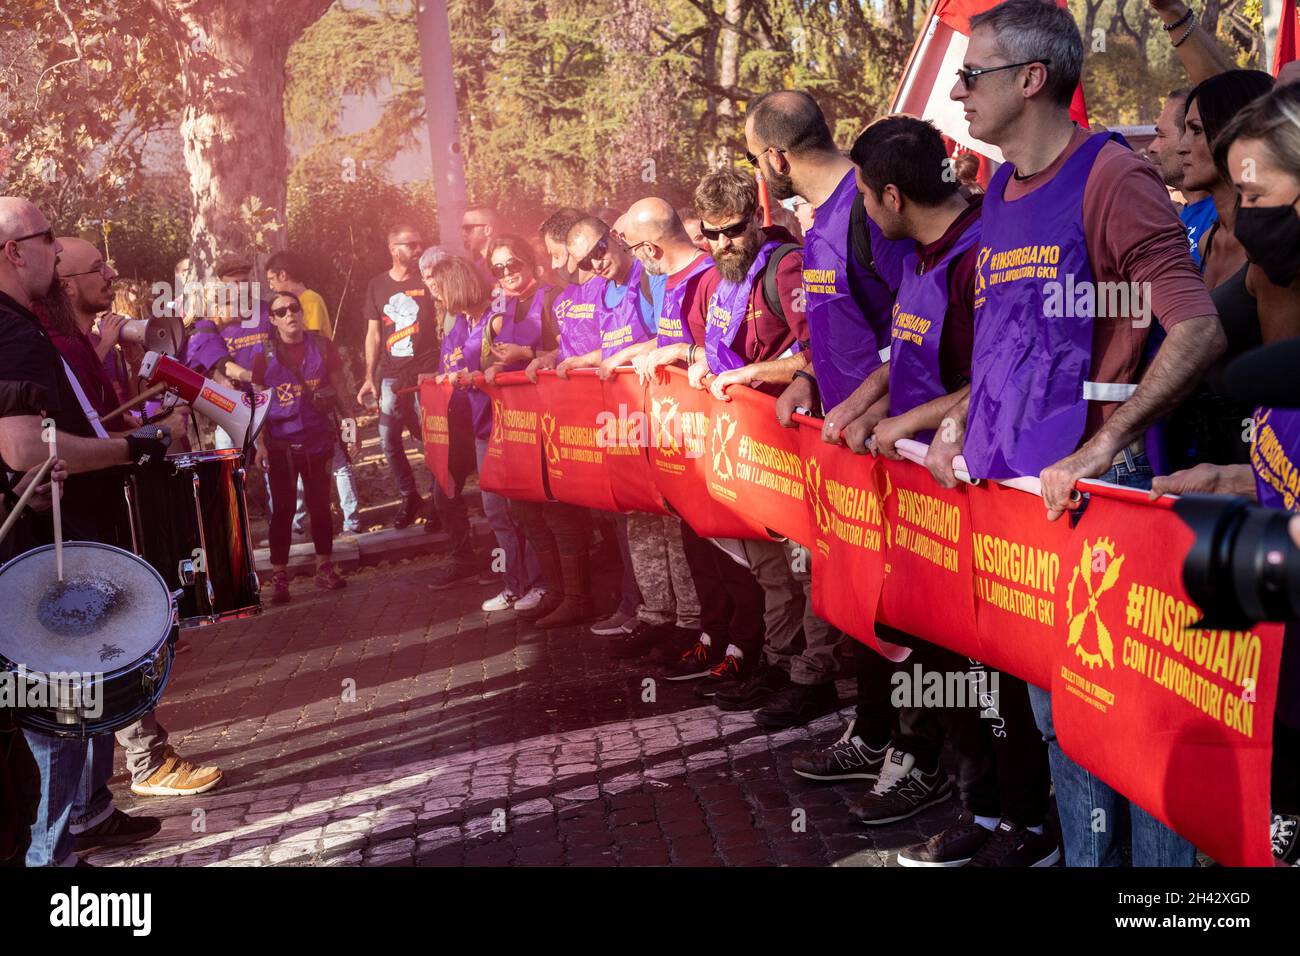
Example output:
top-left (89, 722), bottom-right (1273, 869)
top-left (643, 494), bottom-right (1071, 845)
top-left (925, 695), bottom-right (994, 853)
top-left (148, 1), bottom-right (331, 278)
top-left (707, 0), bottom-right (743, 170)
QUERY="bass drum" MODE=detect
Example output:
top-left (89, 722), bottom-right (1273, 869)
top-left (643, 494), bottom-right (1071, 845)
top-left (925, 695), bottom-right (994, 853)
top-left (0, 542), bottom-right (176, 737)
top-left (125, 447), bottom-right (261, 628)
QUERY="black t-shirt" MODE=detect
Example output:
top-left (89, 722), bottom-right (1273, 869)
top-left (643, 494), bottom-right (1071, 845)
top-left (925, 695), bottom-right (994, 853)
top-left (0, 291), bottom-right (128, 551)
top-left (363, 271), bottom-right (439, 385)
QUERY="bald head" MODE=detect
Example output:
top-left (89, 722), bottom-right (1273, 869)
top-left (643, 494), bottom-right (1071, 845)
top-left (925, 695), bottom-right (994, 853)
top-left (57, 237), bottom-right (117, 320)
top-left (745, 90), bottom-right (836, 156)
top-left (620, 197), bottom-right (700, 277)
top-left (0, 196), bottom-right (62, 308)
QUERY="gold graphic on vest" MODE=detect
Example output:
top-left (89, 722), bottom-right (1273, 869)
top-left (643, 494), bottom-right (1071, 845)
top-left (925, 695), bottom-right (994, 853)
top-left (710, 413), bottom-right (738, 482)
top-left (1066, 537), bottom-right (1125, 669)
top-left (540, 413), bottom-right (560, 467)
top-left (651, 397), bottom-right (681, 456)
top-left (973, 247), bottom-right (990, 298)
top-left (275, 383), bottom-right (296, 404)
top-left (804, 456), bottom-right (833, 536)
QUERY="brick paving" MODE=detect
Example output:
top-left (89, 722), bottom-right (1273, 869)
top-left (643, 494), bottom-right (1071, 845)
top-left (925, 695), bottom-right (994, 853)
top-left (87, 554), bottom-right (959, 867)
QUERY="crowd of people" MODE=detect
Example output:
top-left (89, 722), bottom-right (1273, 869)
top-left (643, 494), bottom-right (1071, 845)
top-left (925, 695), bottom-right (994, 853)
top-left (2, 0), bottom-right (1299, 868)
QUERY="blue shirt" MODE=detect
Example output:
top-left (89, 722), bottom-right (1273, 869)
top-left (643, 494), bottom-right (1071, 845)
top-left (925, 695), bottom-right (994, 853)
top-left (1180, 196), bottom-right (1218, 268)
top-left (603, 270), bottom-right (665, 336)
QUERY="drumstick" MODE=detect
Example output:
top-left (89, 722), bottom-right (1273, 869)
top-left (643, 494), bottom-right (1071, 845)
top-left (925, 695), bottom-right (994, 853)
top-left (99, 382), bottom-right (168, 426)
top-left (0, 456), bottom-right (55, 547)
top-left (50, 433), bottom-right (63, 582)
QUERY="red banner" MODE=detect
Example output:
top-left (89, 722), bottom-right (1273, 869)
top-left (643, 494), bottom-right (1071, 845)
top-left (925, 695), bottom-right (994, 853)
top-left (645, 367), bottom-right (768, 539)
top-left (479, 372), bottom-right (547, 503)
top-left (419, 377), bottom-right (455, 498)
top-left (1049, 485), bottom-right (1284, 868)
top-left (600, 370), bottom-right (668, 515)
top-left (534, 369), bottom-right (618, 512)
top-left (796, 416), bottom-right (906, 660)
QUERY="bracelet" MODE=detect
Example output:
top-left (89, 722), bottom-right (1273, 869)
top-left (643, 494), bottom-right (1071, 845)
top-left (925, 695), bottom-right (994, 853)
top-left (688, 344), bottom-right (698, 364)
top-left (1162, 6), bottom-right (1193, 31)
top-left (1171, 12), bottom-right (1197, 47)
top-left (792, 369), bottom-right (819, 395)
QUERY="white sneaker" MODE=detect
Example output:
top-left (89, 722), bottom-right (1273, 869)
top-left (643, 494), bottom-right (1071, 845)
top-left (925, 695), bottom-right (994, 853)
top-left (513, 587), bottom-right (546, 611)
top-left (481, 590), bottom-right (518, 612)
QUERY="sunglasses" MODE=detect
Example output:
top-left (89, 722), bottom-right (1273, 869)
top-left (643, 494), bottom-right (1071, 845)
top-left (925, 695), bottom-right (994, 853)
top-left (577, 233), bottom-right (611, 272)
top-left (699, 217), bottom-right (751, 242)
top-left (5, 227), bottom-right (54, 247)
top-left (270, 302), bottom-right (303, 318)
top-left (955, 59), bottom-right (1050, 90)
top-left (745, 145), bottom-right (785, 168)
top-left (490, 257), bottom-right (526, 279)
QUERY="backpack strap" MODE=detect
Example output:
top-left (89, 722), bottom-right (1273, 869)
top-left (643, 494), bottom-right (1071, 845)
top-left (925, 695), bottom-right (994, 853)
top-left (761, 243), bottom-right (803, 324)
top-left (848, 192), bottom-right (877, 274)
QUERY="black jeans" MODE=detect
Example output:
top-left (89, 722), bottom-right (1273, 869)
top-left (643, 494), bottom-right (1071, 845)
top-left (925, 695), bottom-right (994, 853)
top-left (678, 524), bottom-right (766, 657)
top-left (512, 499), bottom-right (591, 557)
top-left (268, 442), bottom-right (334, 566)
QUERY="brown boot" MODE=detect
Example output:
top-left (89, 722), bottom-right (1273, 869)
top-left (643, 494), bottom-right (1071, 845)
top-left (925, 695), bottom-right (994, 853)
top-left (518, 546), bottom-right (563, 621)
top-left (537, 551), bottom-right (594, 629)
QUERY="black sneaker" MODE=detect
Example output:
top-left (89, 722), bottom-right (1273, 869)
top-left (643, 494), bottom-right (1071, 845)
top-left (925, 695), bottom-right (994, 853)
top-left (791, 719), bottom-right (887, 782)
top-left (422, 498), bottom-right (444, 534)
top-left (714, 658), bottom-right (789, 711)
top-left (394, 493), bottom-right (425, 530)
top-left (965, 819), bottom-right (1060, 867)
top-left (694, 647), bottom-right (746, 698)
top-left (1272, 812), bottom-right (1300, 865)
top-left (897, 811), bottom-right (992, 867)
top-left (753, 681), bottom-right (839, 730)
top-left (427, 557), bottom-right (478, 590)
top-left (72, 809), bottom-right (162, 852)
top-left (648, 627), bottom-right (702, 666)
top-left (663, 635), bottom-right (723, 681)
top-left (848, 748), bottom-right (952, 825)
top-left (608, 620), bottom-right (668, 660)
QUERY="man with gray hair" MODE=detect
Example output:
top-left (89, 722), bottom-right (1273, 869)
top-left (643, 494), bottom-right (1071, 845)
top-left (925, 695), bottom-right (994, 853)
top-left (932, 0), bottom-right (1225, 866)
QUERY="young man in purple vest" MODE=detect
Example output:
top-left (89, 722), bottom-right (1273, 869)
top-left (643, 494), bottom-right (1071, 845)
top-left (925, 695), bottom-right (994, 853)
top-left (935, 0), bottom-right (1225, 866)
top-left (676, 169), bottom-right (843, 729)
top-left (849, 117), bottom-right (1058, 866)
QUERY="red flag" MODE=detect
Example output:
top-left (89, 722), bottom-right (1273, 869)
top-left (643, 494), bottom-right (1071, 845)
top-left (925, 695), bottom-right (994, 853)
top-left (1276, 0), bottom-right (1298, 75)
top-left (419, 377), bottom-right (456, 498)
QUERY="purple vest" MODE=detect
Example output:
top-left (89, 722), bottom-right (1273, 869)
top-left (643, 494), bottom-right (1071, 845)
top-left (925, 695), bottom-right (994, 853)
top-left (554, 278), bottom-right (603, 360)
top-left (705, 240), bottom-right (784, 374)
top-left (658, 256), bottom-right (713, 346)
top-left (463, 309), bottom-right (495, 441)
top-left (184, 318), bottom-right (230, 375)
top-left (963, 132), bottom-right (1127, 480)
top-left (496, 286), bottom-right (546, 354)
top-left (888, 212), bottom-right (982, 442)
top-left (803, 171), bottom-right (898, 410)
top-left (599, 260), bottom-right (653, 360)
top-left (263, 333), bottom-right (335, 449)
top-left (221, 301), bottom-right (272, 371)
top-left (1251, 406), bottom-right (1300, 512)
top-left (440, 312), bottom-right (470, 375)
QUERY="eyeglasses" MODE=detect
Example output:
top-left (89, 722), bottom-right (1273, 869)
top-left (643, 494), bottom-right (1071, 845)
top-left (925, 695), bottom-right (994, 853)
top-left (462, 222), bottom-right (488, 233)
top-left (5, 227), bottom-right (54, 248)
top-left (625, 240), bottom-right (653, 256)
top-left (576, 233), bottom-right (611, 272)
top-left (270, 302), bottom-right (303, 318)
top-left (699, 217), bottom-right (750, 241)
top-left (60, 262), bottom-right (110, 278)
top-left (490, 258), bottom-right (526, 279)
top-left (955, 59), bottom-right (1050, 90)
top-left (745, 145), bottom-right (785, 167)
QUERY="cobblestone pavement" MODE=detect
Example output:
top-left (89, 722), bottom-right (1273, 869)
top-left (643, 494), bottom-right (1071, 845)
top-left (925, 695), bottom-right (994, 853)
top-left (88, 554), bottom-right (960, 867)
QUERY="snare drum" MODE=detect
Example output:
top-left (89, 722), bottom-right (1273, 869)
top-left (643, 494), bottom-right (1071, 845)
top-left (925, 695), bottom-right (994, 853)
top-left (0, 542), bottom-right (176, 737)
top-left (125, 447), bottom-right (261, 627)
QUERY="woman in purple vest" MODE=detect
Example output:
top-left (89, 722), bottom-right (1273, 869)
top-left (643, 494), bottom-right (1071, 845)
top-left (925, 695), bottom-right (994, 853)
top-left (1152, 82), bottom-right (1300, 864)
top-left (252, 291), bottom-right (353, 603)
top-left (427, 252), bottom-right (545, 614)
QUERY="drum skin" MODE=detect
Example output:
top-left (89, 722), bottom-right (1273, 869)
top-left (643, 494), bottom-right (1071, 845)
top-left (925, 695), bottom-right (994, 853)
top-left (0, 541), bottom-right (175, 737)
top-left (125, 448), bottom-right (261, 627)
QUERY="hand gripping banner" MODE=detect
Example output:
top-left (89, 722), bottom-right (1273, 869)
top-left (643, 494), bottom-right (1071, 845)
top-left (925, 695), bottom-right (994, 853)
top-left (478, 371), bottom-right (548, 503)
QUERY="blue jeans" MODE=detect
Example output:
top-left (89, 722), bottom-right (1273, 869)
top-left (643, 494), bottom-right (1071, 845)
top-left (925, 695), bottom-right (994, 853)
top-left (24, 731), bottom-right (115, 866)
top-left (1027, 450), bottom-right (1197, 866)
top-left (475, 438), bottom-right (540, 596)
top-left (379, 378), bottom-right (424, 500)
top-left (293, 444), bottom-right (360, 532)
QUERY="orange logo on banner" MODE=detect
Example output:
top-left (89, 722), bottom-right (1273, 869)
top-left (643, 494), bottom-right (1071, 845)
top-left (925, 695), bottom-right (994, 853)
top-left (1066, 537), bottom-right (1125, 670)
top-left (804, 456), bottom-right (833, 536)
top-left (540, 413), bottom-right (560, 466)
top-left (710, 413), bottom-right (737, 482)
top-left (651, 396), bottom-right (680, 456)
top-left (491, 398), bottom-right (505, 444)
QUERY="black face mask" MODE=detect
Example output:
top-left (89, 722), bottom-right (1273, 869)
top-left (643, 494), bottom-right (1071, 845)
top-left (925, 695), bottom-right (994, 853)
top-left (1233, 192), bottom-right (1300, 287)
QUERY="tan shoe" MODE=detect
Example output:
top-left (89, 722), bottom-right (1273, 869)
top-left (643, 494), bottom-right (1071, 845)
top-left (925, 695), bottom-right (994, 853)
top-left (129, 749), bottom-right (223, 796)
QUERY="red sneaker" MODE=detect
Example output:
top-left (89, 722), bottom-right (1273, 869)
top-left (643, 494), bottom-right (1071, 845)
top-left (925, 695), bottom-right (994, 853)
top-left (315, 561), bottom-right (346, 590)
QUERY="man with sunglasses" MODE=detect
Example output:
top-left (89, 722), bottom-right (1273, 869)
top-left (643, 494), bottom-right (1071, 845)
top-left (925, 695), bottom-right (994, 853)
top-left (359, 223), bottom-right (439, 530)
top-left (933, 0), bottom-right (1225, 867)
top-left (461, 205), bottom-right (500, 279)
